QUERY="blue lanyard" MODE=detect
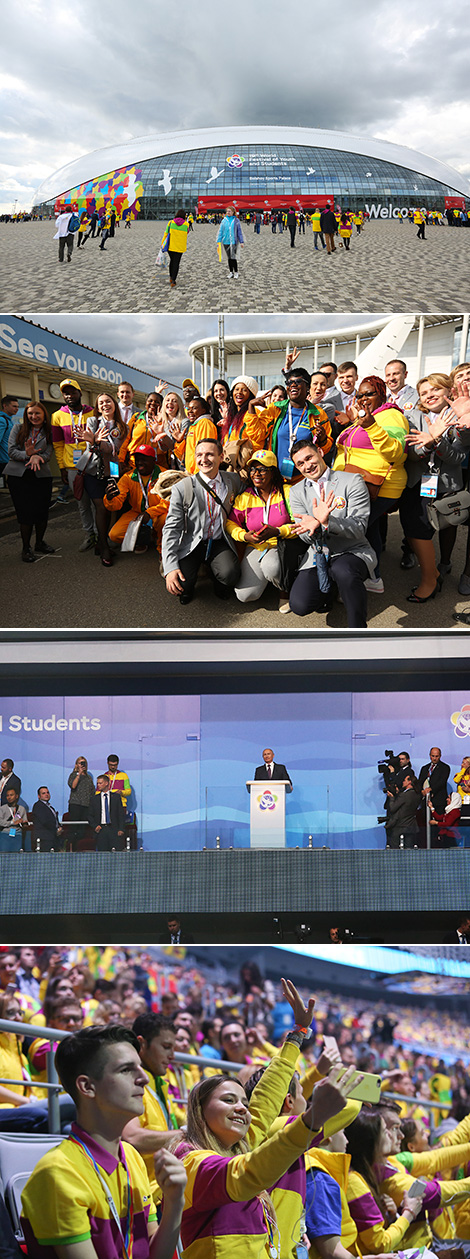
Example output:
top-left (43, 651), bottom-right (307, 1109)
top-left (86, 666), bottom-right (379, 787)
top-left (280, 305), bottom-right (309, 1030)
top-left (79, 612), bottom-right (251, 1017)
top-left (68, 1133), bottom-right (133, 1258)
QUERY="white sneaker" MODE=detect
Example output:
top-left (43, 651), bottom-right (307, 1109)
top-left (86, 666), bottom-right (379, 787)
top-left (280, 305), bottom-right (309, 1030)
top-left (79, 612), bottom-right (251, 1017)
top-left (233, 272), bottom-right (239, 279)
top-left (278, 596), bottom-right (291, 614)
top-left (364, 576), bottom-right (385, 594)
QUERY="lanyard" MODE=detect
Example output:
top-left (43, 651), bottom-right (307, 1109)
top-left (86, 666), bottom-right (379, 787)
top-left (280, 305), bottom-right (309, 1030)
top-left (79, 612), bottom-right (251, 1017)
top-left (262, 492), bottom-right (273, 525)
top-left (137, 473), bottom-right (151, 510)
top-left (261, 1201), bottom-right (280, 1259)
top-left (70, 409), bottom-right (84, 440)
top-left (68, 1134), bottom-right (133, 1259)
top-left (287, 403), bottom-right (308, 453)
top-left (145, 1081), bottom-right (173, 1128)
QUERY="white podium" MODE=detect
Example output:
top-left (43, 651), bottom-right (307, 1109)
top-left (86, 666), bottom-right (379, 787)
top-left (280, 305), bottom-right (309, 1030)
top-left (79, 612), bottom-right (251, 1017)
top-left (246, 781), bottom-right (290, 848)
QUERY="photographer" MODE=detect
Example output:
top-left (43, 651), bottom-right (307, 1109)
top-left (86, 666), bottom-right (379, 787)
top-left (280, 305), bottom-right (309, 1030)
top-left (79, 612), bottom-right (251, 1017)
top-left (385, 771), bottom-right (421, 847)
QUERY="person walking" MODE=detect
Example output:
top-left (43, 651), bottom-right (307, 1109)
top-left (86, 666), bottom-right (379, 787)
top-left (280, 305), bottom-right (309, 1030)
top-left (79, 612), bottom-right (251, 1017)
top-left (216, 204), bottom-right (245, 279)
top-left (162, 210), bottom-right (188, 288)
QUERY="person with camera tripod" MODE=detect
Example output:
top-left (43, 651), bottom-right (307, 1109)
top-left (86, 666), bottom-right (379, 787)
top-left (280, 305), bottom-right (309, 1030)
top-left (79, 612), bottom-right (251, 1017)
top-left (385, 772), bottom-right (421, 847)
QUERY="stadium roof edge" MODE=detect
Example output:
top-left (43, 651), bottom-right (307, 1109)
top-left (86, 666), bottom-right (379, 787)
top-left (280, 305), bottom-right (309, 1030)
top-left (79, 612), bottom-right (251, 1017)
top-left (33, 125), bottom-right (470, 203)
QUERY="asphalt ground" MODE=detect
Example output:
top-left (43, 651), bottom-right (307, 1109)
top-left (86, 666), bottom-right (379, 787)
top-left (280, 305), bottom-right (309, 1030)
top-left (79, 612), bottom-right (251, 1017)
top-left (1, 484), bottom-right (470, 629)
top-left (1, 219), bottom-right (469, 313)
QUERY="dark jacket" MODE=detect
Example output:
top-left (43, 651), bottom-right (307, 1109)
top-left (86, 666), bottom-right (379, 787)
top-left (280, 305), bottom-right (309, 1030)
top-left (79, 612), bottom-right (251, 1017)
top-left (320, 209), bottom-right (337, 234)
top-left (87, 790), bottom-right (126, 835)
top-left (386, 785), bottom-right (420, 836)
top-left (418, 760), bottom-right (450, 814)
top-left (32, 799), bottom-right (61, 848)
top-left (253, 763), bottom-right (293, 792)
top-left (0, 772), bottom-right (21, 805)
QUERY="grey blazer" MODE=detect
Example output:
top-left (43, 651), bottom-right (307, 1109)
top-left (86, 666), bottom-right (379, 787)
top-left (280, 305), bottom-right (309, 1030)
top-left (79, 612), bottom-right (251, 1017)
top-left (5, 422), bottom-right (52, 477)
top-left (162, 470), bottom-right (243, 575)
top-left (405, 413), bottom-right (466, 492)
top-left (289, 470), bottom-right (377, 578)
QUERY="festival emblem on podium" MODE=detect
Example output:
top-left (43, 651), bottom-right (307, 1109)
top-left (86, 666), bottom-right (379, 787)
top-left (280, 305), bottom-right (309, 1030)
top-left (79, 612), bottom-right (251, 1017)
top-left (451, 704), bottom-right (470, 738)
top-left (257, 790), bottom-right (278, 811)
top-left (226, 153), bottom-right (245, 168)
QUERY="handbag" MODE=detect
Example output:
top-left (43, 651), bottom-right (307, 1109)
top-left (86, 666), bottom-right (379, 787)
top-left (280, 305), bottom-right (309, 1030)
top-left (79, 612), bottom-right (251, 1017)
top-left (277, 536), bottom-right (309, 592)
top-left (427, 489), bottom-right (470, 530)
top-left (72, 472), bottom-right (84, 500)
top-left (344, 460), bottom-right (388, 501)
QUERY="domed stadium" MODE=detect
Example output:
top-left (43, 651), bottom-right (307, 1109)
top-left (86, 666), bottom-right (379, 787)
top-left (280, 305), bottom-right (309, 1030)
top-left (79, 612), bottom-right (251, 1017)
top-left (33, 125), bottom-right (470, 219)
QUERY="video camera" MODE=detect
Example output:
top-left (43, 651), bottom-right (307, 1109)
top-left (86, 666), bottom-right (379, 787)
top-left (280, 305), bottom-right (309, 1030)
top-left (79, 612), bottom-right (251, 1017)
top-left (377, 749), bottom-right (401, 776)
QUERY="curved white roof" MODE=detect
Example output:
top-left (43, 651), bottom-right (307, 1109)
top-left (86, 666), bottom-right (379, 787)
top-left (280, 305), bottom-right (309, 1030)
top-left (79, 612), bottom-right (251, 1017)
top-left (34, 125), bottom-right (470, 202)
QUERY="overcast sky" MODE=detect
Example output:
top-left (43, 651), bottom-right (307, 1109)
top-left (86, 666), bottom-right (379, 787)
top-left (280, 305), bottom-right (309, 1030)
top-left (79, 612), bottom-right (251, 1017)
top-left (1, 0), bottom-right (469, 213)
top-left (32, 313), bottom-right (385, 384)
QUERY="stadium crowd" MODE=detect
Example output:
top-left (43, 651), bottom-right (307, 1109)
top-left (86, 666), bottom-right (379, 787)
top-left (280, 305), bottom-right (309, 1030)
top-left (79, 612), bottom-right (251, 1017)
top-left (1, 946), bottom-right (470, 1258)
top-left (3, 350), bottom-right (470, 626)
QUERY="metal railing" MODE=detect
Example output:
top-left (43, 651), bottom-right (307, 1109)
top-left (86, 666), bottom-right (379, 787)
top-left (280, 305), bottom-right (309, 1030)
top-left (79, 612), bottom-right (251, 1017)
top-left (0, 1018), bottom-right (242, 1132)
top-left (382, 1090), bottom-right (451, 1141)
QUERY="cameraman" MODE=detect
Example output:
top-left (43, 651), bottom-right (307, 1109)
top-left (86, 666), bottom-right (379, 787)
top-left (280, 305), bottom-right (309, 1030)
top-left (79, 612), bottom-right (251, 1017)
top-left (380, 750), bottom-right (413, 798)
top-left (385, 771), bottom-right (421, 847)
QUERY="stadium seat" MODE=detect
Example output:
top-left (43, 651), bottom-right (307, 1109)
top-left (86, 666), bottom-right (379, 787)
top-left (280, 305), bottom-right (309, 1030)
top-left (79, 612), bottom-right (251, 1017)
top-left (0, 1132), bottom-right (62, 1242)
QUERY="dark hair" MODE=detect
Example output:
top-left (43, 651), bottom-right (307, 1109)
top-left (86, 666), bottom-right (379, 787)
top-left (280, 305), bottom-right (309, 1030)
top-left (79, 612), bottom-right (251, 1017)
top-left (239, 961), bottom-right (263, 991)
top-left (220, 381), bottom-right (257, 442)
top-left (291, 437), bottom-right (321, 459)
top-left (209, 379), bottom-right (230, 424)
top-left (175, 209), bottom-right (186, 220)
top-left (133, 1012), bottom-right (175, 1042)
top-left (97, 774), bottom-right (110, 786)
top-left (17, 402), bottom-right (51, 448)
top-left (310, 372), bottom-right (329, 383)
top-left (37, 786), bottom-right (49, 794)
top-left (346, 1111), bottom-right (385, 1211)
top-left (145, 392), bottom-right (164, 409)
top-left (107, 754), bottom-right (119, 763)
top-left (400, 1118), bottom-right (417, 1150)
top-left (270, 385), bottom-right (288, 400)
top-left (385, 359), bottom-right (407, 372)
top-left (220, 1019), bottom-right (246, 1058)
top-left (285, 368), bottom-right (311, 388)
top-left (2, 759), bottom-right (14, 771)
top-left (1, 395), bottom-right (18, 407)
top-left (319, 362), bottom-right (337, 373)
top-left (338, 361), bottom-right (357, 374)
top-left (245, 1062), bottom-right (298, 1106)
top-left (55, 1024), bottom-right (140, 1104)
top-left (119, 381), bottom-right (134, 391)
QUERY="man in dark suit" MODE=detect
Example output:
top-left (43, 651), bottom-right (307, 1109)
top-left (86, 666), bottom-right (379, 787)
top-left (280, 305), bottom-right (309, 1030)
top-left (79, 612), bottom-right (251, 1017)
top-left (253, 748), bottom-right (293, 792)
top-left (158, 917), bottom-right (195, 944)
top-left (418, 748), bottom-right (450, 814)
top-left (385, 774), bottom-right (421, 847)
top-left (87, 774), bottom-right (127, 851)
top-left (0, 758), bottom-right (21, 805)
top-left (32, 786), bottom-right (64, 851)
top-left (443, 914), bottom-right (470, 944)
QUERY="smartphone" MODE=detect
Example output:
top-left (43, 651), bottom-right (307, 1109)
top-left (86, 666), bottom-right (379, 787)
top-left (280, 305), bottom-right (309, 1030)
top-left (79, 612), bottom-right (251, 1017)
top-left (336, 1067), bottom-right (382, 1104)
top-left (109, 461), bottom-right (119, 477)
top-left (407, 1178), bottom-right (427, 1198)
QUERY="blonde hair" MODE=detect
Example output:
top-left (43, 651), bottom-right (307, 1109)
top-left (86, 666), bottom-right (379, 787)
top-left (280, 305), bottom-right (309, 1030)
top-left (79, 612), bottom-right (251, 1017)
top-left (450, 362), bottom-right (470, 386)
top-left (161, 392), bottom-right (185, 429)
top-left (417, 373), bottom-right (452, 412)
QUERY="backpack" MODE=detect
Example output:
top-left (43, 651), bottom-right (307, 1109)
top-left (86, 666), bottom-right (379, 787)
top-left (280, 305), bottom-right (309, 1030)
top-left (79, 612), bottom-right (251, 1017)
top-left (68, 213), bottom-right (80, 232)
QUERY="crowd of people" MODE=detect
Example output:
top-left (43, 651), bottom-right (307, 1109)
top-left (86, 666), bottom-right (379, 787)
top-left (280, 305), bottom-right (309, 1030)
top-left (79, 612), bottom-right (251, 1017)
top-left (380, 746), bottom-right (470, 847)
top-left (3, 350), bottom-right (470, 626)
top-left (1, 947), bottom-right (470, 1258)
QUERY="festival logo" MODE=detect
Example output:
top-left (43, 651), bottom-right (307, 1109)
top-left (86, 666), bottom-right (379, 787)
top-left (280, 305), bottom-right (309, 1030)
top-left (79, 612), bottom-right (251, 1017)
top-left (226, 153), bottom-right (245, 169)
top-left (451, 704), bottom-right (470, 738)
top-left (257, 790), bottom-right (278, 811)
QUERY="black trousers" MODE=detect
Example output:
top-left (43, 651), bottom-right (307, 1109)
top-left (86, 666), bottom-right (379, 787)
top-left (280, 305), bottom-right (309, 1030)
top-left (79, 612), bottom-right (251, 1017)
top-left (179, 538), bottom-right (240, 597)
top-left (289, 554), bottom-right (369, 627)
top-left (168, 251), bottom-right (182, 281)
top-left (289, 225), bottom-right (296, 247)
top-left (386, 829), bottom-right (419, 848)
top-left (94, 825), bottom-right (125, 851)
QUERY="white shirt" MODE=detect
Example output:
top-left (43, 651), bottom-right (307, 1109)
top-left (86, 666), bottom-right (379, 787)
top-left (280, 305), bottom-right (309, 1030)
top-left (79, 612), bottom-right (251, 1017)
top-left (199, 472), bottom-right (225, 541)
top-left (339, 388), bottom-right (357, 408)
top-left (305, 468), bottom-right (331, 499)
top-left (100, 792), bottom-right (112, 825)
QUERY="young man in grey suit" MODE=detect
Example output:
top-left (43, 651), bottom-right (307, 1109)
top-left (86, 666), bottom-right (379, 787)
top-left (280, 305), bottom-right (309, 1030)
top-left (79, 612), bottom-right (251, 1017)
top-left (162, 438), bottom-right (242, 605)
top-left (289, 438), bottom-right (377, 627)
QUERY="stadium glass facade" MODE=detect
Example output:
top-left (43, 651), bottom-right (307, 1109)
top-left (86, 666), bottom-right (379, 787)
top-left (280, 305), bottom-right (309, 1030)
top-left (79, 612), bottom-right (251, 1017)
top-left (35, 140), bottom-right (468, 219)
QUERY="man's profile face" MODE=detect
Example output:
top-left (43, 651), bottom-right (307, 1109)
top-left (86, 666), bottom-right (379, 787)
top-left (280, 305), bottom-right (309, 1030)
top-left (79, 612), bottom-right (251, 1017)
top-left (263, 749), bottom-right (274, 765)
top-left (140, 1030), bottom-right (176, 1077)
top-left (5, 400), bottom-right (18, 417)
top-left (78, 1042), bottom-right (149, 1116)
top-left (97, 776), bottom-right (109, 793)
top-left (1, 760), bottom-right (11, 776)
top-left (0, 953), bottom-right (18, 985)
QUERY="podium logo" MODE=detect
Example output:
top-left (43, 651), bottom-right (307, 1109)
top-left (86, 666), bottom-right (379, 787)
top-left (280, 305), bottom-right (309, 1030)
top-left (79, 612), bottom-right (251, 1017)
top-left (227, 153), bottom-right (244, 168)
top-left (257, 790), bottom-right (278, 811)
top-left (451, 704), bottom-right (470, 738)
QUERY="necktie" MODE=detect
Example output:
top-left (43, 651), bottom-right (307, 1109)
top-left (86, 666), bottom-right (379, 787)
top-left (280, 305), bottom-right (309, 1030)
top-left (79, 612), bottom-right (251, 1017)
top-left (105, 794), bottom-right (110, 824)
top-left (268, 764), bottom-right (272, 777)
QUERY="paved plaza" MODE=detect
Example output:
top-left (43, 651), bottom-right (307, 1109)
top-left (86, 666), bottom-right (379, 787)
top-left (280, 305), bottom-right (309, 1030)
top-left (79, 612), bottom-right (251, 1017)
top-left (1, 219), bottom-right (469, 313)
top-left (1, 491), bottom-right (469, 629)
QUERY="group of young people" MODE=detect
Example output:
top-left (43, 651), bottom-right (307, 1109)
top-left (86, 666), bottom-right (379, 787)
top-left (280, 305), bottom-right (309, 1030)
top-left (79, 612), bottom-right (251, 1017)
top-left (2, 947), bottom-right (470, 1259)
top-left (4, 352), bottom-right (470, 625)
